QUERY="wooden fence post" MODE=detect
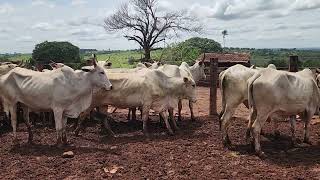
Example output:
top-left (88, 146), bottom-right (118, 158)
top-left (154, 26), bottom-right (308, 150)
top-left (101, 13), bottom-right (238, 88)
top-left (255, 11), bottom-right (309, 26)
top-left (289, 55), bottom-right (299, 72)
top-left (210, 58), bottom-right (218, 116)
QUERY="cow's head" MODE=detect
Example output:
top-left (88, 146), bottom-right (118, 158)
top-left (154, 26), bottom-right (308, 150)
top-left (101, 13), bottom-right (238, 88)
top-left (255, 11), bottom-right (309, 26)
top-left (181, 76), bottom-right (197, 103)
top-left (0, 63), bottom-right (18, 75)
top-left (50, 61), bottom-right (65, 69)
top-left (150, 61), bottom-right (163, 69)
top-left (191, 60), bottom-right (206, 81)
top-left (82, 54), bottom-right (112, 90)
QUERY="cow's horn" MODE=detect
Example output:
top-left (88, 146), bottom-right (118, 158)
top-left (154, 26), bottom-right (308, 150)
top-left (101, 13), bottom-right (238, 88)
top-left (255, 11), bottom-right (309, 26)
top-left (93, 54), bottom-right (97, 67)
top-left (17, 61), bottom-right (24, 67)
top-left (202, 53), bottom-right (205, 62)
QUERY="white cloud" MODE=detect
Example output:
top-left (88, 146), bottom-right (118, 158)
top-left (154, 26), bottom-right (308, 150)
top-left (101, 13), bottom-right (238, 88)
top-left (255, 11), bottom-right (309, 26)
top-left (66, 16), bottom-right (104, 27)
top-left (31, 0), bottom-right (55, 8)
top-left (189, 0), bottom-right (320, 20)
top-left (290, 0), bottom-right (320, 10)
top-left (0, 27), bottom-right (12, 33)
top-left (157, 0), bottom-right (173, 11)
top-left (31, 22), bottom-right (55, 31)
top-left (16, 36), bottom-right (33, 42)
top-left (78, 33), bottom-right (109, 41)
top-left (0, 3), bottom-right (14, 14)
top-left (71, 0), bottom-right (88, 6)
top-left (69, 28), bottom-right (95, 36)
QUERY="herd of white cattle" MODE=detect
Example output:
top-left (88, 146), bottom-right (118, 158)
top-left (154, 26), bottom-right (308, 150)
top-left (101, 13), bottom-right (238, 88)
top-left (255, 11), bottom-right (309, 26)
top-left (219, 63), bottom-right (320, 157)
top-left (0, 55), bottom-right (206, 146)
top-left (1, 56), bottom-right (320, 158)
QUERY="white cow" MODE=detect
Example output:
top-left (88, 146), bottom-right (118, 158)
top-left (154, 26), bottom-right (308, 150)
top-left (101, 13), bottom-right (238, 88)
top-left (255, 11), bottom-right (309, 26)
top-left (157, 61), bottom-right (205, 122)
top-left (219, 64), bottom-right (277, 146)
top-left (247, 68), bottom-right (319, 157)
top-left (76, 68), bottom-right (197, 136)
top-left (0, 63), bottom-right (19, 75)
top-left (0, 58), bottom-right (112, 145)
top-left (177, 61), bottom-right (206, 121)
top-left (0, 63), bottom-right (19, 120)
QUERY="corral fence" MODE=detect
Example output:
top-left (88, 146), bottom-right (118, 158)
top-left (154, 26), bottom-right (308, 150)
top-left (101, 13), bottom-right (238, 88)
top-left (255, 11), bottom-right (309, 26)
top-left (207, 55), bottom-right (317, 116)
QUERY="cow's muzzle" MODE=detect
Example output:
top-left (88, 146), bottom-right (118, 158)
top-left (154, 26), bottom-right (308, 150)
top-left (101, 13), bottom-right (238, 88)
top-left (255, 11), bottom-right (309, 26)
top-left (105, 85), bottom-right (113, 91)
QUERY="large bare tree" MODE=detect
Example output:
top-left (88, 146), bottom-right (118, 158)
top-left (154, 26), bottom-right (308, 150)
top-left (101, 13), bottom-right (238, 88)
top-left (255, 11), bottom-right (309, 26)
top-left (104, 0), bottom-right (202, 62)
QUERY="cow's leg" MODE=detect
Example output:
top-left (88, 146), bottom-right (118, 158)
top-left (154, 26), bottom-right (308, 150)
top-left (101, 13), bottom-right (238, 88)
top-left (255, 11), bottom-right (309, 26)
top-left (161, 111), bottom-right (174, 135)
top-left (61, 115), bottom-right (68, 145)
top-left (220, 105), bottom-right (236, 146)
top-left (127, 109), bottom-right (131, 121)
top-left (246, 107), bottom-right (256, 142)
top-left (189, 100), bottom-right (195, 121)
top-left (53, 109), bottom-right (63, 146)
top-left (9, 103), bottom-right (18, 145)
top-left (142, 106), bottom-right (151, 137)
top-left (132, 108), bottom-right (137, 121)
top-left (102, 115), bottom-right (115, 137)
top-left (303, 111), bottom-right (313, 145)
top-left (177, 100), bottom-right (182, 121)
top-left (23, 107), bottom-right (33, 144)
top-left (289, 115), bottom-right (297, 146)
top-left (252, 113), bottom-right (268, 158)
top-left (74, 109), bottom-right (91, 136)
top-left (168, 108), bottom-right (179, 131)
top-left (272, 117), bottom-right (281, 138)
top-left (74, 114), bottom-right (86, 136)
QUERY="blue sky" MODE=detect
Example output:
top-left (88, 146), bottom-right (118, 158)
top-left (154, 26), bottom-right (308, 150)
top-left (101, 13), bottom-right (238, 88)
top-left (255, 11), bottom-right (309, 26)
top-left (0, 0), bottom-right (320, 53)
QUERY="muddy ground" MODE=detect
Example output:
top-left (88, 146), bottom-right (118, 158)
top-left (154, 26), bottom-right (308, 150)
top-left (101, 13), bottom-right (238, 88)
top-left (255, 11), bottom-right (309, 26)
top-left (1, 87), bottom-right (320, 179)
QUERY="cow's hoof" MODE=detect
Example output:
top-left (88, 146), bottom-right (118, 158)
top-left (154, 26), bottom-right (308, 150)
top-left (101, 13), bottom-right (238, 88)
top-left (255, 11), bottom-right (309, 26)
top-left (167, 130), bottom-right (174, 136)
top-left (291, 140), bottom-right (298, 147)
top-left (191, 117), bottom-right (196, 122)
top-left (173, 126), bottom-right (180, 131)
top-left (245, 130), bottom-right (251, 142)
top-left (177, 117), bottom-right (182, 122)
top-left (223, 137), bottom-right (231, 148)
top-left (303, 139), bottom-right (312, 145)
top-left (56, 143), bottom-right (63, 148)
top-left (28, 139), bottom-right (34, 145)
top-left (274, 131), bottom-right (281, 140)
top-left (74, 129), bottom-right (80, 136)
top-left (12, 139), bottom-right (19, 146)
top-left (256, 151), bottom-right (267, 159)
top-left (143, 132), bottom-right (150, 138)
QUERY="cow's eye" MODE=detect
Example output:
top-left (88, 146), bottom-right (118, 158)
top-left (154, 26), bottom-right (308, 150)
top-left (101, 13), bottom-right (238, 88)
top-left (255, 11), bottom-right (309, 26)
top-left (100, 72), bottom-right (105, 75)
top-left (192, 84), bottom-right (196, 88)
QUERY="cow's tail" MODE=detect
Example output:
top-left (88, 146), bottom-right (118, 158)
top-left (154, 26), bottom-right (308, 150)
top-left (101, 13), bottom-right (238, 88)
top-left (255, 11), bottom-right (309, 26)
top-left (247, 72), bottom-right (261, 112)
top-left (218, 70), bottom-right (226, 121)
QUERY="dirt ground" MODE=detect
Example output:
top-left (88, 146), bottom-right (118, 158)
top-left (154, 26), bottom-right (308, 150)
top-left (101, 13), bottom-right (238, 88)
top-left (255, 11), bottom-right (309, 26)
top-left (1, 87), bottom-right (320, 179)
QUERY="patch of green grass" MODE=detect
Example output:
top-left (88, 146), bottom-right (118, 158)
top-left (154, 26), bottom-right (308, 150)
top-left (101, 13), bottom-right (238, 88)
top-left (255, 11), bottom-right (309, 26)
top-left (8, 54), bottom-right (32, 61)
top-left (84, 50), bottom-right (164, 68)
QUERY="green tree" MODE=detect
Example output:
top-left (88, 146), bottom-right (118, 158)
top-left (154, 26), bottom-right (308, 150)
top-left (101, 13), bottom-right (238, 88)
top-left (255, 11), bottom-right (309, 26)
top-left (161, 37), bottom-right (222, 64)
top-left (268, 59), bottom-right (288, 67)
top-left (32, 41), bottom-right (81, 64)
top-left (180, 37), bottom-right (222, 54)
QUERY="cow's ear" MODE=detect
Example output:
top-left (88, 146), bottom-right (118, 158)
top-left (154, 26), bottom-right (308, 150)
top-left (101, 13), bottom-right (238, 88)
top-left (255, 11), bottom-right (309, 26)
top-left (106, 62), bottom-right (112, 67)
top-left (81, 66), bottom-right (94, 72)
top-left (183, 77), bottom-right (189, 83)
